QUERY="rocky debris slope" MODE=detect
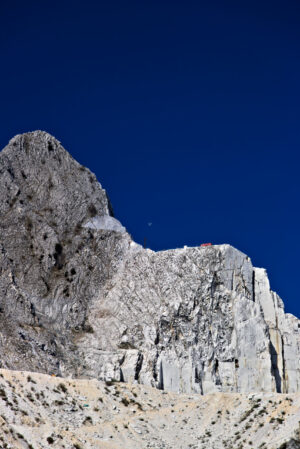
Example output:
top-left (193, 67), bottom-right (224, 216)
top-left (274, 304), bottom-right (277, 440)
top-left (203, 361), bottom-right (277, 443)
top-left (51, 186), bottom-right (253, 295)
top-left (0, 369), bottom-right (299, 449)
top-left (0, 131), bottom-right (299, 394)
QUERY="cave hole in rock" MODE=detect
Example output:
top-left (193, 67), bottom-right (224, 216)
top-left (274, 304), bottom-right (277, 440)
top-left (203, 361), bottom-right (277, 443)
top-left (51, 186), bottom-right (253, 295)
top-left (48, 141), bottom-right (55, 152)
top-left (53, 243), bottom-right (64, 269)
top-left (88, 204), bottom-right (97, 217)
top-left (63, 286), bottom-right (70, 298)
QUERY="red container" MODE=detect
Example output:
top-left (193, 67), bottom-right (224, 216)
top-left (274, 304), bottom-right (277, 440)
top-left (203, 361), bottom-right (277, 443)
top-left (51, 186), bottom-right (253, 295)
top-left (201, 243), bottom-right (212, 247)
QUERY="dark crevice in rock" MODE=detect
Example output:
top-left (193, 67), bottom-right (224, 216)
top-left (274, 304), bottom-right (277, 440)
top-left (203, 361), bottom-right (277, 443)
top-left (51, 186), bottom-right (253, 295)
top-left (7, 167), bottom-right (15, 180)
top-left (119, 354), bottom-right (125, 367)
top-left (269, 341), bottom-right (282, 393)
top-left (30, 303), bottom-right (36, 318)
top-left (194, 366), bottom-right (204, 395)
top-left (252, 269), bottom-right (255, 302)
top-left (134, 352), bottom-right (143, 381)
top-left (281, 335), bottom-right (287, 393)
top-left (158, 360), bottom-right (164, 390)
top-left (210, 273), bottom-right (218, 297)
top-left (152, 352), bottom-right (159, 382)
top-left (212, 359), bottom-right (222, 386)
top-left (53, 243), bottom-right (64, 270)
top-left (41, 277), bottom-right (50, 293)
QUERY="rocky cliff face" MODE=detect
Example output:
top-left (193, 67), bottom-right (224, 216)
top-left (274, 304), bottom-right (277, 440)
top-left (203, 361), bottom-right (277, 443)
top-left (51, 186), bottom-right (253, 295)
top-left (0, 131), bottom-right (299, 394)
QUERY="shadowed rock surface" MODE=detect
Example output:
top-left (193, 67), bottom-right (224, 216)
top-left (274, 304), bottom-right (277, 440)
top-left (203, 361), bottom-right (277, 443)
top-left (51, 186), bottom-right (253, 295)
top-left (0, 131), bottom-right (299, 394)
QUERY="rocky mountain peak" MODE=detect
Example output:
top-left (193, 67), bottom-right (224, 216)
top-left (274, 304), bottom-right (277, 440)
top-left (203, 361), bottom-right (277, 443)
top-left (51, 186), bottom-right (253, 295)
top-left (1, 130), bottom-right (113, 226)
top-left (0, 132), bottom-right (299, 396)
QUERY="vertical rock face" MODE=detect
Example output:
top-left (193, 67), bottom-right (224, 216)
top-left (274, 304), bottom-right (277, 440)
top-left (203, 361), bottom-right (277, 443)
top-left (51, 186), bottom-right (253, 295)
top-left (0, 131), bottom-right (299, 394)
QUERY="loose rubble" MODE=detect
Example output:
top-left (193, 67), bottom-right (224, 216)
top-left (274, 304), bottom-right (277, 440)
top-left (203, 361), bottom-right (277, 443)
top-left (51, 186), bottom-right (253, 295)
top-left (0, 369), bottom-right (299, 449)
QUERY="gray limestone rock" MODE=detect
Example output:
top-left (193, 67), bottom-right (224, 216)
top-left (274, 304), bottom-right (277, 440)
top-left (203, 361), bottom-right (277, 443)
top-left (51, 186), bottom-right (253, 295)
top-left (0, 130), bottom-right (299, 394)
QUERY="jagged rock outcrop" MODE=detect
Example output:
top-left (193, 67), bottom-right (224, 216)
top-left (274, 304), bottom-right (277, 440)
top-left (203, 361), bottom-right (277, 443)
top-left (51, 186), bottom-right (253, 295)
top-left (0, 131), bottom-right (299, 394)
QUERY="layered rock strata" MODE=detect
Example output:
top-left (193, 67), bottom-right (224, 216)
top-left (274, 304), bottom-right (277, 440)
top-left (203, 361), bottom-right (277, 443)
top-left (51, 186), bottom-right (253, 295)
top-left (0, 131), bottom-right (299, 394)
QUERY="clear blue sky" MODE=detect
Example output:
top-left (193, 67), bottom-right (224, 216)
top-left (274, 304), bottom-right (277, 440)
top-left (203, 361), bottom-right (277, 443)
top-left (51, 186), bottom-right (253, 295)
top-left (1, 1), bottom-right (300, 316)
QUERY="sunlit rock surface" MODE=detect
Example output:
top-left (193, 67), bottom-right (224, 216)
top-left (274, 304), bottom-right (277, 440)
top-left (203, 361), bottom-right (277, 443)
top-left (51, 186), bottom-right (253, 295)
top-left (0, 131), bottom-right (299, 394)
top-left (1, 369), bottom-right (300, 449)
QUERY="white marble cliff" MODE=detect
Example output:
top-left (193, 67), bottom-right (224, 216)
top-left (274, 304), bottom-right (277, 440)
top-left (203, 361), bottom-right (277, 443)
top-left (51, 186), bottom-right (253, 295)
top-left (0, 131), bottom-right (299, 394)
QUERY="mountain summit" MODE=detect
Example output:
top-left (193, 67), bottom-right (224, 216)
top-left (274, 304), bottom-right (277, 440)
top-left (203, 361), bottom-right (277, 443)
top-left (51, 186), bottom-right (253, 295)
top-left (0, 131), bottom-right (299, 394)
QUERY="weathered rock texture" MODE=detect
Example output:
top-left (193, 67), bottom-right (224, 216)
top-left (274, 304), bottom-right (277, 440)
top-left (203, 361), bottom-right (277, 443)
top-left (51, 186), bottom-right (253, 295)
top-left (0, 369), bottom-right (300, 449)
top-left (0, 131), bottom-right (299, 395)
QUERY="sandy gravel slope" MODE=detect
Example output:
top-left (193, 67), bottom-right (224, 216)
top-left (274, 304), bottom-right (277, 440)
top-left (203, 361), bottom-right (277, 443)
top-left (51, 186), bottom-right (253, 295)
top-left (0, 369), bottom-right (299, 449)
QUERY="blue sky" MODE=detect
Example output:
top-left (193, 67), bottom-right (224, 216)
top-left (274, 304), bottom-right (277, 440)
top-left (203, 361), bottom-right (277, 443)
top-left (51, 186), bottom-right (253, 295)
top-left (1, 0), bottom-right (300, 316)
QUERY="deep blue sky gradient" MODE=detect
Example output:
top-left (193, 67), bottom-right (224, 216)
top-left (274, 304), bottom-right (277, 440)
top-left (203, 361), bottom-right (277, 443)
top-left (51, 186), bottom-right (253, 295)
top-left (0, 0), bottom-right (300, 315)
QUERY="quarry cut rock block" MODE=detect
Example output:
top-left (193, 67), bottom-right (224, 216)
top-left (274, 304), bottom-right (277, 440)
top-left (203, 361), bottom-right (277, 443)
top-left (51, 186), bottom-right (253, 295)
top-left (0, 130), bottom-right (299, 394)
